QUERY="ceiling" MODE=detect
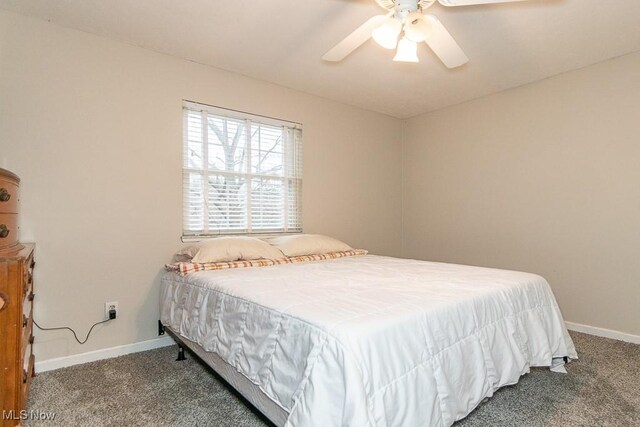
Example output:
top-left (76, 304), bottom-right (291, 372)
top-left (2, 0), bottom-right (640, 118)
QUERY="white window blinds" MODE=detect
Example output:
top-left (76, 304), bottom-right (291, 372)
top-left (183, 101), bottom-right (303, 236)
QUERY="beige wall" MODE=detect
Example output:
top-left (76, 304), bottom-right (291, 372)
top-left (403, 52), bottom-right (640, 336)
top-left (0, 11), bottom-right (403, 361)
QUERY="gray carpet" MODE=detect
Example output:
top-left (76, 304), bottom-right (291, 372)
top-left (25, 332), bottom-right (639, 426)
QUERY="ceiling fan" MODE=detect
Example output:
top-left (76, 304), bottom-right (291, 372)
top-left (323, 0), bottom-right (527, 67)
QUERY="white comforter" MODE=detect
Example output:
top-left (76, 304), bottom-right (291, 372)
top-left (160, 255), bottom-right (577, 427)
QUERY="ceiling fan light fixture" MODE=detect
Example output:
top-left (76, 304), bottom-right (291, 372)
top-left (404, 13), bottom-right (433, 43)
top-left (372, 18), bottom-right (402, 49)
top-left (393, 37), bottom-right (419, 63)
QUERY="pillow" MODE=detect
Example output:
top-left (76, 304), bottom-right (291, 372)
top-left (269, 234), bottom-right (353, 257)
top-left (177, 236), bottom-right (284, 264)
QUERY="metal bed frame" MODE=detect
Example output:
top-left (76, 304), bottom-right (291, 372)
top-left (159, 321), bottom-right (286, 427)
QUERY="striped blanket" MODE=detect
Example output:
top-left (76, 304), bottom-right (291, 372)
top-left (165, 249), bottom-right (368, 275)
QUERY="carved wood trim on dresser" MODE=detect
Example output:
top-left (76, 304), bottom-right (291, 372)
top-left (1, 169), bottom-right (35, 427)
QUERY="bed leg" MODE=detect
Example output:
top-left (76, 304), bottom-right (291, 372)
top-left (158, 320), bottom-right (165, 336)
top-left (563, 356), bottom-right (569, 363)
top-left (176, 345), bottom-right (186, 361)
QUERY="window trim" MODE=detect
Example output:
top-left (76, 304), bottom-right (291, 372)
top-left (183, 100), bottom-right (302, 130)
top-left (182, 100), bottom-right (303, 238)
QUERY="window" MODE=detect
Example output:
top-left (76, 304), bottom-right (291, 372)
top-left (182, 101), bottom-right (302, 236)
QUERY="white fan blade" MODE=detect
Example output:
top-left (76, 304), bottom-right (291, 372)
top-left (424, 15), bottom-right (468, 68)
top-left (322, 15), bottom-right (389, 62)
top-left (439, 0), bottom-right (527, 6)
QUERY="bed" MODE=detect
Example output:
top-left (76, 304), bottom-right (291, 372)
top-left (159, 253), bottom-right (577, 427)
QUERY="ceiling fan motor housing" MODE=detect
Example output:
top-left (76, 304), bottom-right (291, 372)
top-left (376, 0), bottom-right (436, 15)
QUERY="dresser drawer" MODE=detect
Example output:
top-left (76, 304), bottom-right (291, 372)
top-left (23, 284), bottom-right (34, 313)
top-left (22, 330), bottom-right (34, 370)
top-left (22, 304), bottom-right (33, 347)
top-left (0, 178), bottom-right (18, 214)
top-left (21, 354), bottom-right (35, 409)
top-left (23, 291), bottom-right (33, 326)
top-left (22, 254), bottom-right (34, 299)
top-left (0, 212), bottom-right (18, 251)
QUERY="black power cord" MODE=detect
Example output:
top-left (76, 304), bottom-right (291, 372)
top-left (34, 308), bottom-right (117, 345)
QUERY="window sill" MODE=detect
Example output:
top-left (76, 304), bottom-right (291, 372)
top-left (181, 231), bottom-right (303, 243)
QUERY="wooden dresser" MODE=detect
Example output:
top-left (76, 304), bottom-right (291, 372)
top-left (0, 169), bottom-right (35, 427)
top-left (0, 169), bottom-right (21, 255)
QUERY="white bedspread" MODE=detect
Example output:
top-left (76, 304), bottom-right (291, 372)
top-left (160, 255), bottom-right (577, 427)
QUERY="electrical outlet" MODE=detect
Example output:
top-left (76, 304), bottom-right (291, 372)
top-left (105, 301), bottom-right (119, 320)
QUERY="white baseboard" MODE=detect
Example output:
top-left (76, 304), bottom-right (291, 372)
top-left (35, 336), bottom-right (175, 373)
top-left (565, 321), bottom-right (640, 345)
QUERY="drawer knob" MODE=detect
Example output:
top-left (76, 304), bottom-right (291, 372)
top-left (0, 188), bottom-right (10, 202)
top-left (23, 315), bottom-right (28, 328)
top-left (0, 224), bottom-right (9, 238)
top-left (28, 292), bottom-right (35, 302)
